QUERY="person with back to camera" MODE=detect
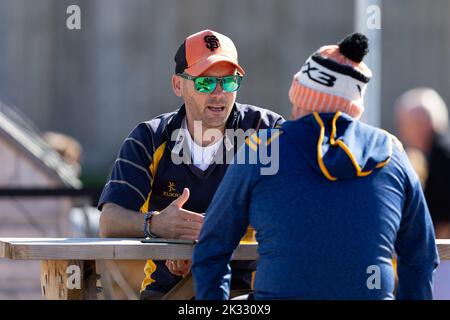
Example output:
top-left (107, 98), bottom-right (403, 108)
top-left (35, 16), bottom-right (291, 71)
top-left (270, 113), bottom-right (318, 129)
top-left (192, 33), bottom-right (439, 300)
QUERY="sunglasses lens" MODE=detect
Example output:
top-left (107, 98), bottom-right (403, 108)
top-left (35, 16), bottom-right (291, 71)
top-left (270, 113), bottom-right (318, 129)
top-left (194, 77), bottom-right (217, 93)
top-left (221, 76), bottom-right (241, 92)
top-left (191, 75), bottom-right (242, 93)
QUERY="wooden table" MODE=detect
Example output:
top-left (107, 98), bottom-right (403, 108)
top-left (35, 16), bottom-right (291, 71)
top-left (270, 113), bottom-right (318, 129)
top-left (0, 238), bottom-right (258, 300)
top-left (0, 238), bottom-right (449, 300)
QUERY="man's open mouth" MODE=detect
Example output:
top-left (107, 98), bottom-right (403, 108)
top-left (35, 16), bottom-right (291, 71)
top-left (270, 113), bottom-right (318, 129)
top-left (207, 106), bottom-right (225, 113)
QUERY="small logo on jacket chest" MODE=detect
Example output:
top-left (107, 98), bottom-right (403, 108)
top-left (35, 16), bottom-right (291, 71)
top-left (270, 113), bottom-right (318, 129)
top-left (163, 181), bottom-right (181, 198)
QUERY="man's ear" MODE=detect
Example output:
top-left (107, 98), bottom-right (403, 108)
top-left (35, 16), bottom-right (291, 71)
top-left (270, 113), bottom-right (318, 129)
top-left (172, 75), bottom-right (182, 97)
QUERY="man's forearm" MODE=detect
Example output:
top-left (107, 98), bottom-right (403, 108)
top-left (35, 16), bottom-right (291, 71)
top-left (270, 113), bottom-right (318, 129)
top-left (99, 203), bottom-right (144, 238)
top-left (99, 191), bottom-right (204, 239)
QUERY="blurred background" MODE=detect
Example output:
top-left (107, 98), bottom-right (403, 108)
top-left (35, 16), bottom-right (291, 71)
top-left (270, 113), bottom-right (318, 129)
top-left (0, 0), bottom-right (449, 185)
top-left (0, 0), bottom-right (449, 299)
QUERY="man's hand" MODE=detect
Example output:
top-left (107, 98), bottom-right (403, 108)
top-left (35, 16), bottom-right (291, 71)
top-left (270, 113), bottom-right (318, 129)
top-left (150, 188), bottom-right (204, 240)
top-left (165, 259), bottom-right (192, 277)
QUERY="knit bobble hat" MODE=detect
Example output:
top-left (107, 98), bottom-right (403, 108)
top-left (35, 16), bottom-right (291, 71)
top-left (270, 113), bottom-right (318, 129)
top-left (289, 32), bottom-right (372, 118)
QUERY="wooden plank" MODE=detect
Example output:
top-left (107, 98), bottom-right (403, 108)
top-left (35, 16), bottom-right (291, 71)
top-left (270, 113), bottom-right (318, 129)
top-left (161, 274), bottom-right (194, 300)
top-left (40, 260), bottom-right (98, 300)
top-left (1, 238), bottom-right (449, 261)
top-left (0, 238), bottom-right (258, 261)
top-left (0, 240), bottom-right (5, 258)
top-left (437, 239), bottom-right (450, 260)
top-left (0, 240), bottom-right (12, 260)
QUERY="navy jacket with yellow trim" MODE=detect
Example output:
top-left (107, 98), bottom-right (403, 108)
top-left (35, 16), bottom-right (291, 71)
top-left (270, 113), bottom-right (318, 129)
top-left (193, 112), bottom-right (439, 300)
top-left (98, 102), bottom-right (284, 294)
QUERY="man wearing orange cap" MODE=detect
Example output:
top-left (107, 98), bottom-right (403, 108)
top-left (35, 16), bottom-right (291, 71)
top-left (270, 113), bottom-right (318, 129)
top-left (97, 30), bottom-right (284, 299)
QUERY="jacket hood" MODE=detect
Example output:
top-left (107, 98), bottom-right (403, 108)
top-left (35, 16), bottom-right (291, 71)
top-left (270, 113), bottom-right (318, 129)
top-left (283, 112), bottom-right (393, 181)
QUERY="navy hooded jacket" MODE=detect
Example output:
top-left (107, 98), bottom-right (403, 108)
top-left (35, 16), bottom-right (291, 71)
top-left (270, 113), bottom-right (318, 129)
top-left (192, 111), bottom-right (439, 300)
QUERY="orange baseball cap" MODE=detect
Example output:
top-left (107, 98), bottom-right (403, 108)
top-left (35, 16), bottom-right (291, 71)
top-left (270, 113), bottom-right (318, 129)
top-left (174, 29), bottom-right (245, 76)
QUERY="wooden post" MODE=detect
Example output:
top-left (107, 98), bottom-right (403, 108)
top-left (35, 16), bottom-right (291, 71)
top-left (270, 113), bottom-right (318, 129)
top-left (40, 260), bottom-right (98, 300)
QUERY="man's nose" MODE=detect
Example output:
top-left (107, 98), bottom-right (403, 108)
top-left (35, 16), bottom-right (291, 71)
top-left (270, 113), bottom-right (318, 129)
top-left (210, 80), bottom-right (225, 96)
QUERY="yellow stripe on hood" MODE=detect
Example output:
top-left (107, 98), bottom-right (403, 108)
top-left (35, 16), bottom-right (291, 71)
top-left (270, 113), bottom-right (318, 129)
top-left (312, 112), bottom-right (393, 181)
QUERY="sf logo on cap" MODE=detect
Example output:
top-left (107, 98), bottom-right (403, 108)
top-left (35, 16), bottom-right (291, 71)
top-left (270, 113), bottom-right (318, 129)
top-left (204, 35), bottom-right (220, 51)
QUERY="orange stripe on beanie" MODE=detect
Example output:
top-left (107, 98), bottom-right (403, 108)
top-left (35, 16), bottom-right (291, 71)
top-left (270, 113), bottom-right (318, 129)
top-left (289, 33), bottom-right (372, 118)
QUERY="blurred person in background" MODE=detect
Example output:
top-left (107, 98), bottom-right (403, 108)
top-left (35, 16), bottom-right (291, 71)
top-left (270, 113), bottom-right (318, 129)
top-left (395, 88), bottom-right (450, 238)
top-left (43, 131), bottom-right (83, 176)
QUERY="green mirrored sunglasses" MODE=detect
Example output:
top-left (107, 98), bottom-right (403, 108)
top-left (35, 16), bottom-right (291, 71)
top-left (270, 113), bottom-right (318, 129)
top-left (178, 73), bottom-right (243, 93)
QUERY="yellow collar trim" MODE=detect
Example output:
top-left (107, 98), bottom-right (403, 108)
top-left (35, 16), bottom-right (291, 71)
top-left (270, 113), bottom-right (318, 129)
top-left (313, 112), bottom-right (392, 181)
